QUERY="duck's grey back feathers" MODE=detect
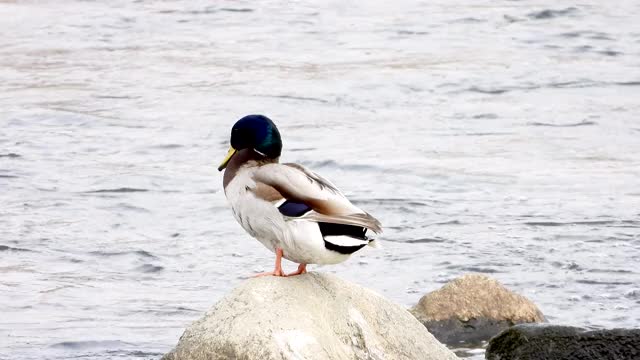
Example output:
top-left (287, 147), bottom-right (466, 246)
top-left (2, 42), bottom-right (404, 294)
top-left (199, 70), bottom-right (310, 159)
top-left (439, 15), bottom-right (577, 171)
top-left (253, 163), bottom-right (382, 234)
top-left (302, 212), bottom-right (382, 234)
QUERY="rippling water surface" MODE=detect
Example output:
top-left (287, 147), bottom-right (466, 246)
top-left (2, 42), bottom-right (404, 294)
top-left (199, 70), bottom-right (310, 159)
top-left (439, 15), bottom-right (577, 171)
top-left (1, 1), bottom-right (640, 359)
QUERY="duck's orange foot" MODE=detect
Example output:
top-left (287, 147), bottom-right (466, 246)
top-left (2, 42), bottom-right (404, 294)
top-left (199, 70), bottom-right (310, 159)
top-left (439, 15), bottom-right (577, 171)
top-left (253, 268), bottom-right (286, 277)
top-left (287, 263), bottom-right (307, 277)
top-left (253, 248), bottom-right (291, 277)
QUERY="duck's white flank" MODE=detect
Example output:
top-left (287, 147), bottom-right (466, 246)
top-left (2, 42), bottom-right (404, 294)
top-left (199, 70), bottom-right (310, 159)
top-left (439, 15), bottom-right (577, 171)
top-left (224, 162), bottom-right (379, 265)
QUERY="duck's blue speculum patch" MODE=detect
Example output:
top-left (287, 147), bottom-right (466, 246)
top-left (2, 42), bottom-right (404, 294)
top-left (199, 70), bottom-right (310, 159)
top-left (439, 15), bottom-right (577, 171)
top-left (278, 200), bottom-right (312, 217)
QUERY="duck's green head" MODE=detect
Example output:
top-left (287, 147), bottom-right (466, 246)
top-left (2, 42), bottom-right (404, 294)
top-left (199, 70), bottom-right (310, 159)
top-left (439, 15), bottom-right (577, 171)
top-left (218, 115), bottom-right (282, 171)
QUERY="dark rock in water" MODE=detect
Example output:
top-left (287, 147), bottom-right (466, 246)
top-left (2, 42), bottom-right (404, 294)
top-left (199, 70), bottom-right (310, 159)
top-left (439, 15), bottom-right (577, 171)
top-left (410, 274), bottom-right (544, 345)
top-left (162, 272), bottom-right (458, 360)
top-left (486, 324), bottom-right (640, 360)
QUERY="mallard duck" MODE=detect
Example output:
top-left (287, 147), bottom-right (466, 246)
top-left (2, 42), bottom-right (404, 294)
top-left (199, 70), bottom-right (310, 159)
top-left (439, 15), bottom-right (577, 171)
top-left (218, 115), bottom-right (382, 277)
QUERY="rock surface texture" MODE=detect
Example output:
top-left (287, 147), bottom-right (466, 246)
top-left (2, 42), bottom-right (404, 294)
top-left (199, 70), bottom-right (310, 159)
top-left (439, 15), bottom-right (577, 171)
top-left (410, 274), bottom-right (544, 345)
top-left (163, 272), bottom-right (458, 360)
top-left (486, 324), bottom-right (640, 360)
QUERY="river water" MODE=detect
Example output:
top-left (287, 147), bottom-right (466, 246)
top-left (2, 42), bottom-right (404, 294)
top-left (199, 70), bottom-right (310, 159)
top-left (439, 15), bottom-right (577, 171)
top-left (1, 1), bottom-right (639, 359)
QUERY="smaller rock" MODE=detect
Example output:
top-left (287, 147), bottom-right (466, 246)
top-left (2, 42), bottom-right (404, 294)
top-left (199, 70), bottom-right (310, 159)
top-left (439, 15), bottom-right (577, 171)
top-left (410, 274), bottom-right (544, 345)
top-left (486, 324), bottom-right (640, 360)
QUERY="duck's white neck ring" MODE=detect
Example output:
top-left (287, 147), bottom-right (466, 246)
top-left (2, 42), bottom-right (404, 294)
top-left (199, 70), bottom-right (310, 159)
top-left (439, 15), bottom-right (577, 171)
top-left (253, 148), bottom-right (267, 157)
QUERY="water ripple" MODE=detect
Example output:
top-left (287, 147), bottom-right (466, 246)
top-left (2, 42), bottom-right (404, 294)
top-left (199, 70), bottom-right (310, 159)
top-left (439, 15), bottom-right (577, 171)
top-left (0, 245), bottom-right (34, 252)
top-left (0, 153), bottom-right (21, 158)
top-left (50, 340), bottom-right (135, 349)
top-left (405, 237), bottom-right (448, 243)
top-left (84, 188), bottom-right (149, 193)
top-left (524, 220), bottom-right (640, 227)
top-left (527, 120), bottom-right (596, 127)
top-left (88, 250), bottom-right (158, 259)
top-left (136, 264), bottom-right (164, 273)
top-left (528, 7), bottom-right (579, 20)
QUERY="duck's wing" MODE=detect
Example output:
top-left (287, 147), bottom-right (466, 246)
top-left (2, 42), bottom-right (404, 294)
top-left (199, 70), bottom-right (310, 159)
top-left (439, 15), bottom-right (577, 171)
top-left (252, 163), bottom-right (382, 234)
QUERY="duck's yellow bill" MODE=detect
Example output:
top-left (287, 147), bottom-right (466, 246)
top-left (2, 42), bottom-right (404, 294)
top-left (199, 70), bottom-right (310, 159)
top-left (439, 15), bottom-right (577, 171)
top-left (218, 147), bottom-right (237, 171)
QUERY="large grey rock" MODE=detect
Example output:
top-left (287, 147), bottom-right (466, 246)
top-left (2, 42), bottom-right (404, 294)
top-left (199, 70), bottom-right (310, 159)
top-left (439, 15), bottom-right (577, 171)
top-left (486, 324), bottom-right (640, 360)
top-left (163, 272), bottom-right (458, 360)
top-left (410, 274), bottom-right (545, 345)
